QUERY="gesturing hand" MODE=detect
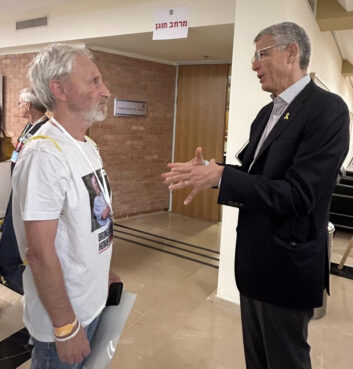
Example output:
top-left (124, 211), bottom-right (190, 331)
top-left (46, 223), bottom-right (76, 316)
top-left (167, 146), bottom-right (205, 170)
top-left (161, 158), bottom-right (224, 205)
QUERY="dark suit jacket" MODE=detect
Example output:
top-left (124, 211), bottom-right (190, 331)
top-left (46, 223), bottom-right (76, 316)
top-left (218, 80), bottom-right (350, 309)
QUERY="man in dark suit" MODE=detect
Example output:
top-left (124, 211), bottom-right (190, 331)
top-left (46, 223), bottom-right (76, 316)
top-left (162, 22), bottom-right (350, 369)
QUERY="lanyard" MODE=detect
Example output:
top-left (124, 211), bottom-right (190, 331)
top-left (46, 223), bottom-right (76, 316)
top-left (17, 116), bottom-right (48, 146)
top-left (50, 117), bottom-right (113, 215)
top-left (19, 123), bottom-right (33, 143)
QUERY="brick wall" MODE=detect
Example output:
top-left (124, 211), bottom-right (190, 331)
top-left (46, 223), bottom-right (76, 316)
top-left (0, 50), bottom-right (176, 218)
top-left (91, 50), bottom-right (176, 218)
top-left (0, 53), bottom-right (36, 144)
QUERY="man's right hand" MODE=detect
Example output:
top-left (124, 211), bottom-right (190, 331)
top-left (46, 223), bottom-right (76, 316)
top-left (167, 146), bottom-right (205, 169)
top-left (55, 326), bottom-right (91, 365)
top-left (161, 146), bottom-right (206, 183)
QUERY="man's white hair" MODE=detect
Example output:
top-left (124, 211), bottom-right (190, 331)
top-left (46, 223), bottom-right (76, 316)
top-left (28, 43), bottom-right (93, 111)
top-left (254, 22), bottom-right (311, 70)
top-left (19, 87), bottom-right (46, 113)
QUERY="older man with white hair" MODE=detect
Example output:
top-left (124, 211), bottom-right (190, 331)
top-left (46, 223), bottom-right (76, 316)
top-left (12, 44), bottom-right (119, 368)
top-left (0, 87), bottom-right (48, 295)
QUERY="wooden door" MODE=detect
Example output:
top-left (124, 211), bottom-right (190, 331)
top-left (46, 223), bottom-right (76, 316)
top-left (172, 64), bottom-right (229, 222)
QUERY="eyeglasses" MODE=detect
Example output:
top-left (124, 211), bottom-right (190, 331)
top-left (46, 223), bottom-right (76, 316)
top-left (251, 44), bottom-right (287, 64)
top-left (18, 101), bottom-right (28, 106)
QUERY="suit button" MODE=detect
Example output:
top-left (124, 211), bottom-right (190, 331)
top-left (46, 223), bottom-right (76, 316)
top-left (289, 241), bottom-right (297, 247)
top-left (228, 201), bottom-right (234, 206)
top-left (238, 203), bottom-right (244, 207)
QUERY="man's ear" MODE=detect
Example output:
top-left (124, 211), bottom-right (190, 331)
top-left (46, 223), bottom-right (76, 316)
top-left (49, 79), bottom-right (68, 102)
top-left (287, 43), bottom-right (299, 64)
top-left (25, 102), bottom-right (31, 113)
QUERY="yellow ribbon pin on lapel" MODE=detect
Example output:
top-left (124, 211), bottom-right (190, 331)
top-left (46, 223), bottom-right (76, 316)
top-left (284, 112), bottom-right (290, 120)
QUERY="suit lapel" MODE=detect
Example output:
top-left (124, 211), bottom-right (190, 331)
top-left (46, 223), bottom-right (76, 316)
top-left (253, 80), bottom-right (314, 164)
top-left (242, 105), bottom-right (272, 170)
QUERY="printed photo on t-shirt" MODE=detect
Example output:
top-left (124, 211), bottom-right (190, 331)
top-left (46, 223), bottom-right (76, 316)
top-left (82, 170), bottom-right (112, 232)
top-left (82, 170), bottom-right (113, 253)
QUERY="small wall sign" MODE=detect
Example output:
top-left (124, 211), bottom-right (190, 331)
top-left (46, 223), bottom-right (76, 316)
top-left (153, 6), bottom-right (189, 40)
top-left (114, 99), bottom-right (147, 117)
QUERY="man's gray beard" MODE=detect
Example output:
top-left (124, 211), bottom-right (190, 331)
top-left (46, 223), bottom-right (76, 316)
top-left (85, 104), bottom-right (108, 124)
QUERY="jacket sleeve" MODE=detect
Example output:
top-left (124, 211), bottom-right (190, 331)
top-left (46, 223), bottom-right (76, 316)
top-left (218, 95), bottom-right (350, 218)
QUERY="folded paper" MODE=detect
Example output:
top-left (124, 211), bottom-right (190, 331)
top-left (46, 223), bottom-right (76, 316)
top-left (83, 291), bottom-right (137, 369)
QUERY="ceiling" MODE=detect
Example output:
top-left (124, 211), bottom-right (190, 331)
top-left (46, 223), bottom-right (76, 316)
top-left (84, 24), bottom-right (234, 64)
top-left (316, 0), bottom-right (353, 88)
top-left (337, 0), bottom-right (353, 11)
top-left (0, 0), bottom-right (78, 14)
top-left (0, 0), bottom-right (352, 86)
top-left (85, 0), bottom-right (353, 89)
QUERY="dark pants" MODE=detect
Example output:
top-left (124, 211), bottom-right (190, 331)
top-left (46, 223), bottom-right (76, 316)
top-left (0, 192), bottom-right (24, 294)
top-left (240, 294), bottom-right (314, 369)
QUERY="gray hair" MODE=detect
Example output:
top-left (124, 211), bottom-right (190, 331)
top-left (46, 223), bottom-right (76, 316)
top-left (254, 22), bottom-right (311, 70)
top-left (19, 87), bottom-right (46, 113)
top-left (28, 43), bottom-right (93, 111)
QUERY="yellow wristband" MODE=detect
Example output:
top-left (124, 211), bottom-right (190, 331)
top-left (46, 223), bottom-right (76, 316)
top-left (53, 318), bottom-right (78, 338)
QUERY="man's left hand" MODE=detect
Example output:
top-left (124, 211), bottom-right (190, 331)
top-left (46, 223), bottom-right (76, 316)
top-left (161, 159), bottom-right (224, 205)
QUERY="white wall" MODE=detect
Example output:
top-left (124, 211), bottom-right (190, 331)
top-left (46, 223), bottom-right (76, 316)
top-left (288, 0), bottom-right (353, 168)
top-left (216, 0), bottom-right (353, 304)
top-left (0, 0), bottom-right (235, 51)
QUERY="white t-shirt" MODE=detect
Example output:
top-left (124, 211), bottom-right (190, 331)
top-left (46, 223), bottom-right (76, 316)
top-left (12, 123), bottom-right (113, 342)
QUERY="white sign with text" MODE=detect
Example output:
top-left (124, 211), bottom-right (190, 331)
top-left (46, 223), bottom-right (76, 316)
top-left (114, 99), bottom-right (147, 117)
top-left (153, 7), bottom-right (189, 40)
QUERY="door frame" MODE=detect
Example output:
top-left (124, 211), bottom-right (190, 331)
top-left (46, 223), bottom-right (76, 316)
top-left (169, 61), bottom-right (231, 221)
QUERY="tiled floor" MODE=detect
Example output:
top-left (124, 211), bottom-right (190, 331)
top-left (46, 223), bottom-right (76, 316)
top-left (330, 228), bottom-right (353, 267)
top-left (1, 212), bottom-right (352, 369)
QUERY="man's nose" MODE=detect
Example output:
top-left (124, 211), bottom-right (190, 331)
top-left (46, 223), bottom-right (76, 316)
top-left (101, 83), bottom-right (111, 98)
top-left (252, 59), bottom-right (260, 71)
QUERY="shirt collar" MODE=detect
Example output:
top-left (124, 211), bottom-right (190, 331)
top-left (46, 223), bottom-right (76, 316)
top-left (278, 74), bottom-right (311, 105)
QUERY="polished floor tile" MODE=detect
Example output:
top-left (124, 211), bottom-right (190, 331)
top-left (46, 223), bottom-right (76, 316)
top-left (117, 212), bottom-right (222, 252)
top-left (331, 230), bottom-right (353, 268)
top-left (0, 285), bottom-right (23, 341)
top-left (2, 212), bottom-right (353, 369)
